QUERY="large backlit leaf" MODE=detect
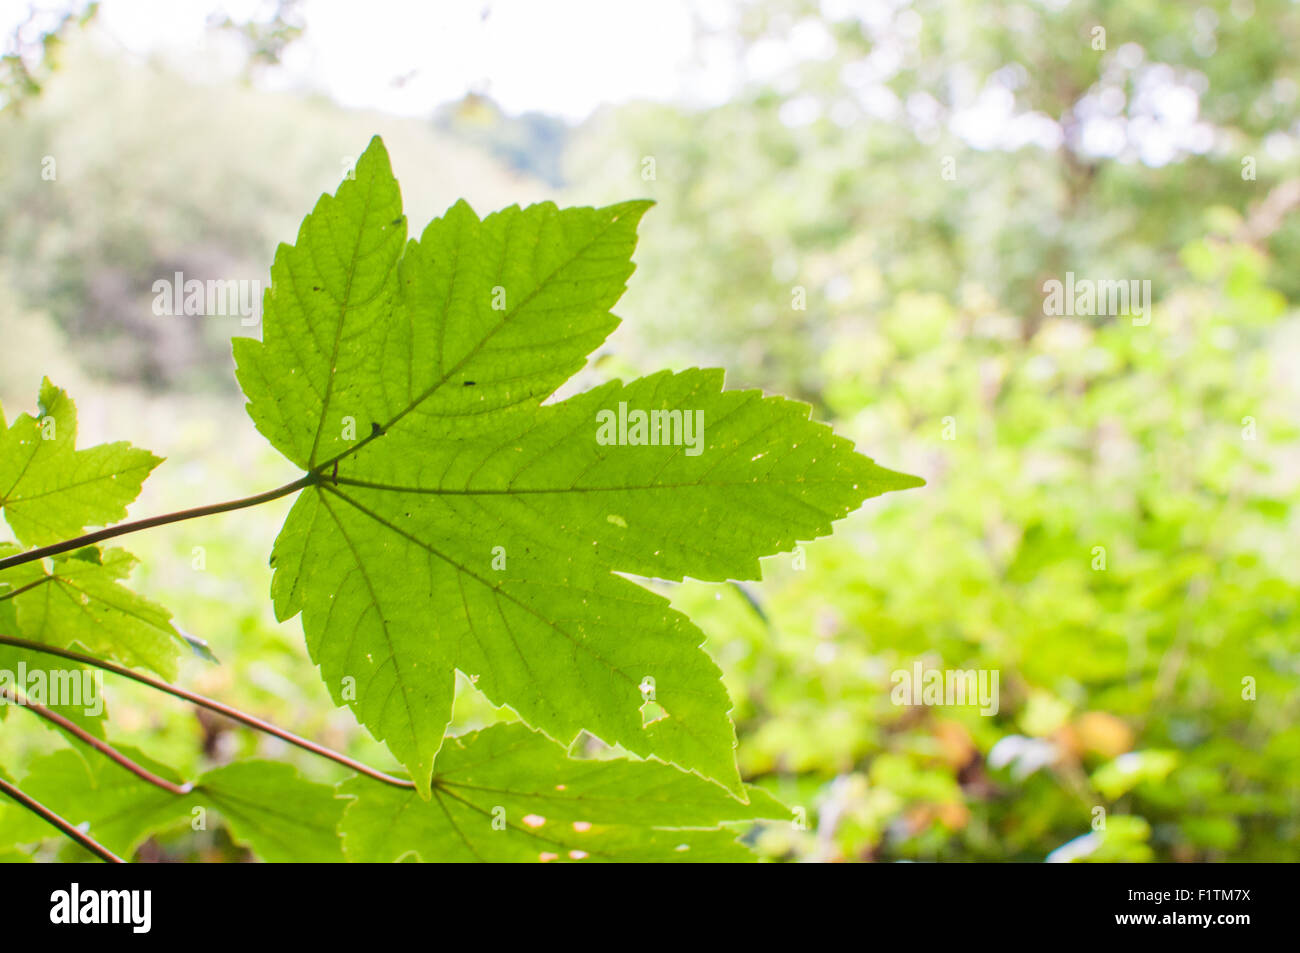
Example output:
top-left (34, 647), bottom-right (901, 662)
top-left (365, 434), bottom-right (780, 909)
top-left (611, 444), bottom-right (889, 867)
top-left (235, 136), bottom-right (922, 797)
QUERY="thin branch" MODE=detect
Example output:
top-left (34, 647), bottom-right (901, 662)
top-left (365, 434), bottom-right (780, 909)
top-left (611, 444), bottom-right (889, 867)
top-left (0, 776), bottom-right (124, 863)
top-left (0, 473), bottom-right (317, 572)
top-left (0, 633), bottom-right (415, 790)
top-left (2, 684), bottom-right (193, 795)
top-left (0, 576), bottom-right (51, 603)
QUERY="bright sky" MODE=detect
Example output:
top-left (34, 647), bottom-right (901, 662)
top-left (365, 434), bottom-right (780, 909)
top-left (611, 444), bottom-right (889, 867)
top-left (5, 0), bottom-right (1262, 165)
top-left (12, 0), bottom-right (748, 121)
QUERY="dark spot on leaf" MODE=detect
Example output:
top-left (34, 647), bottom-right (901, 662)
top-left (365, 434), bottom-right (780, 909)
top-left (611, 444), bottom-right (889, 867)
top-left (463, 381), bottom-right (476, 387)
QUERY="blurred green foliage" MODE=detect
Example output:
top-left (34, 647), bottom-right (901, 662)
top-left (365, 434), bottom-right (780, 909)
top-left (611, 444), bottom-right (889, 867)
top-left (0, 0), bottom-right (1297, 861)
top-left (569, 0), bottom-right (1300, 861)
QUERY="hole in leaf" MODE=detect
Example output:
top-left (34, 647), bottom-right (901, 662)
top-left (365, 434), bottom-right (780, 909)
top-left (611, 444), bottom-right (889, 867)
top-left (640, 699), bottom-right (669, 727)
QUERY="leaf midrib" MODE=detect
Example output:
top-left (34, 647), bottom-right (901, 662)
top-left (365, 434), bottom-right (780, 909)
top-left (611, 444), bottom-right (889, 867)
top-left (317, 490), bottom-right (423, 759)
top-left (330, 476), bottom-right (869, 494)
top-left (320, 483), bottom-right (727, 776)
top-left (307, 171), bottom-right (383, 469)
top-left (309, 209), bottom-right (633, 476)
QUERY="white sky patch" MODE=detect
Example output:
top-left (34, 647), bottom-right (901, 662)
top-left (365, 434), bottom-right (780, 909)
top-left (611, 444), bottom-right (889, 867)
top-left (5, 0), bottom-right (1258, 165)
top-left (6, 0), bottom-right (746, 121)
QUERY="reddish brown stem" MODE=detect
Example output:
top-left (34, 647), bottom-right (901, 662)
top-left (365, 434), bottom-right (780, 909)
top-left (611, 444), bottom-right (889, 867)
top-left (0, 633), bottom-right (415, 790)
top-left (0, 473), bottom-right (316, 572)
top-left (0, 776), bottom-right (124, 863)
top-left (2, 684), bottom-right (193, 795)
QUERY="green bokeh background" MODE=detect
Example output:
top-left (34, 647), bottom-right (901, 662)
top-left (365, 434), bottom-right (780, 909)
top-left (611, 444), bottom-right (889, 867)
top-left (0, 0), bottom-right (1297, 861)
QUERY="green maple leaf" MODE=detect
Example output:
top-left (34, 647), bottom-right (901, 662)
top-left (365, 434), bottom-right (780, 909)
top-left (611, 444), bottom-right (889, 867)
top-left (235, 136), bottom-right (922, 797)
top-left (339, 722), bottom-right (789, 862)
top-left (0, 605), bottom-right (107, 738)
top-left (0, 379), bottom-right (161, 548)
top-left (0, 746), bottom-right (189, 857)
top-left (0, 383), bottom-right (182, 677)
top-left (0, 591), bottom-right (107, 738)
top-left (0, 648), bottom-right (107, 740)
top-left (190, 761), bottom-right (345, 862)
top-left (0, 543), bottom-right (183, 678)
top-left (2, 748), bottom-right (342, 861)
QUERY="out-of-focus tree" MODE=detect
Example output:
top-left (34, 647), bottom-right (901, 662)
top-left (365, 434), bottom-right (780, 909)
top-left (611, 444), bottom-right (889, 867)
top-left (0, 0), bottom-right (1297, 863)
top-left (0, 1), bottom-right (97, 114)
top-left (568, 0), bottom-right (1300, 861)
top-left (570, 0), bottom-right (1300, 400)
top-left (208, 0), bottom-right (305, 80)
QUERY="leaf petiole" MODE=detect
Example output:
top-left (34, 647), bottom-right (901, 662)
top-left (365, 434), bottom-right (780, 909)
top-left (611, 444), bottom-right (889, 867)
top-left (0, 776), bottom-right (124, 863)
top-left (0, 473), bottom-right (318, 572)
top-left (2, 683), bottom-right (193, 795)
top-left (0, 633), bottom-right (415, 790)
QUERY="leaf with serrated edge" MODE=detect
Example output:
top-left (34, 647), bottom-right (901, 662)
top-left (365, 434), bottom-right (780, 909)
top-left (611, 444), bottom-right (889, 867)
top-left (0, 645), bottom-right (107, 739)
top-left (6, 750), bottom-right (343, 862)
top-left (0, 542), bottom-right (184, 678)
top-left (236, 136), bottom-right (924, 797)
top-left (339, 722), bottom-right (788, 862)
top-left (196, 761), bottom-right (345, 862)
top-left (0, 379), bottom-right (161, 548)
top-left (6, 747), bottom-right (190, 857)
top-left (0, 578), bottom-right (108, 738)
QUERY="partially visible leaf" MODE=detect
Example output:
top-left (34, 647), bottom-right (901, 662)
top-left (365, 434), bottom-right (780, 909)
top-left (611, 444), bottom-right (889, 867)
top-left (233, 140), bottom-right (647, 472)
top-left (0, 549), bottom-right (108, 739)
top-left (197, 761), bottom-right (344, 862)
top-left (0, 644), bottom-right (108, 739)
top-left (9, 747), bottom-right (191, 858)
top-left (0, 379), bottom-right (161, 548)
top-left (176, 627), bottom-right (219, 663)
top-left (0, 543), bottom-right (184, 678)
top-left (339, 723), bottom-right (788, 862)
top-left (7, 750), bottom-right (345, 862)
